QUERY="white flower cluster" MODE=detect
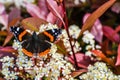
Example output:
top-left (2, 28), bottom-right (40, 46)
top-left (82, 30), bottom-right (101, 56)
top-left (62, 25), bottom-right (100, 56)
top-left (69, 25), bottom-right (81, 39)
top-left (79, 62), bottom-right (120, 80)
top-left (82, 30), bottom-right (95, 49)
top-left (0, 56), bottom-right (17, 79)
top-left (62, 25), bottom-right (81, 55)
top-left (39, 23), bottom-right (59, 32)
top-left (16, 49), bottom-right (34, 70)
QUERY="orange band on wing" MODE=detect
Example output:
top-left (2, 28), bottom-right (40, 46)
top-left (19, 30), bottom-right (27, 41)
top-left (38, 49), bottom-right (50, 57)
top-left (22, 48), bottom-right (33, 57)
top-left (43, 31), bottom-right (54, 42)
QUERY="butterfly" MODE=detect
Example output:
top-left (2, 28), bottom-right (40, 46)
top-left (10, 26), bottom-right (61, 57)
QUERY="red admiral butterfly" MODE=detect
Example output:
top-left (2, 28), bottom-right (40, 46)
top-left (10, 26), bottom-right (61, 57)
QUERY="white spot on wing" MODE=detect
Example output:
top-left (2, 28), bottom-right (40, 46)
top-left (17, 27), bottom-right (20, 31)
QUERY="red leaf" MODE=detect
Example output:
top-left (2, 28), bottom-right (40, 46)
top-left (115, 25), bottom-right (120, 33)
top-left (101, 40), bottom-right (114, 56)
top-left (46, 0), bottom-right (65, 28)
top-left (0, 14), bottom-right (8, 29)
top-left (103, 26), bottom-right (120, 43)
top-left (3, 18), bottom-right (20, 46)
top-left (0, 31), bottom-right (7, 36)
top-left (91, 50), bottom-right (114, 67)
top-left (25, 2), bottom-right (45, 19)
top-left (0, 46), bottom-right (17, 53)
top-left (0, 3), bottom-right (8, 29)
top-left (71, 69), bottom-right (87, 78)
top-left (38, 0), bottom-right (49, 18)
top-left (8, 8), bottom-right (21, 23)
top-left (8, 18), bottom-right (20, 27)
top-left (21, 17), bottom-right (47, 31)
top-left (83, 13), bottom-right (103, 43)
top-left (46, 12), bottom-right (56, 24)
top-left (2, 33), bottom-right (13, 46)
top-left (56, 40), bottom-right (68, 55)
top-left (0, 3), bottom-right (6, 14)
top-left (79, 0), bottom-right (116, 37)
top-left (68, 53), bottom-right (93, 69)
top-left (0, 46), bottom-right (17, 69)
top-left (3, 8), bottom-right (21, 46)
top-left (115, 44), bottom-right (120, 66)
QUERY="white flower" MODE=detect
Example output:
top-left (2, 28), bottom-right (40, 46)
top-left (50, 44), bottom-right (58, 55)
top-left (1, 68), bottom-right (17, 79)
top-left (39, 23), bottom-right (58, 32)
top-left (85, 51), bottom-right (92, 57)
top-left (86, 45), bottom-right (93, 50)
top-left (51, 70), bottom-right (60, 79)
top-left (95, 45), bottom-right (101, 49)
top-left (9, 71), bottom-right (17, 79)
top-left (2, 61), bottom-right (14, 68)
top-left (51, 52), bottom-right (63, 60)
top-left (69, 25), bottom-right (81, 39)
top-left (0, 56), bottom-right (14, 68)
top-left (62, 29), bottom-right (69, 38)
top-left (24, 59), bottom-right (34, 69)
top-left (66, 63), bottom-right (75, 70)
top-left (79, 62), bottom-right (120, 80)
top-left (1, 56), bottom-right (14, 62)
top-left (1, 68), bottom-right (10, 75)
top-left (12, 40), bottom-right (22, 50)
top-left (16, 56), bottom-right (27, 68)
top-left (82, 30), bottom-right (96, 51)
top-left (62, 68), bottom-right (71, 76)
top-left (72, 41), bottom-right (81, 52)
top-left (41, 67), bottom-right (49, 76)
top-left (82, 30), bottom-right (94, 44)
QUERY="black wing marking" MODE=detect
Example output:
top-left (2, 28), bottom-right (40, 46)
top-left (21, 32), bottom-right (51, 55)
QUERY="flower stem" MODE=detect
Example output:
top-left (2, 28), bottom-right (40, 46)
top-left (62, 0), bottom-right (79, 70)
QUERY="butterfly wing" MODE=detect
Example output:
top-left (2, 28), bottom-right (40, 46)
top-left (10, 26), bottom-right (34, 57)
top-left (39, 28), bottom-right (61, 42)
top-left (10, 26), bottom-right (31, 42)
top-left (21, 32), bottom-right (51, 57)
top-left (36, 28), bottom-right (61, 57)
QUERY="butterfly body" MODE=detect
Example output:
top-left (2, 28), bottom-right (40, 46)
top-left (10, 26), bottom-right (61, 57)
